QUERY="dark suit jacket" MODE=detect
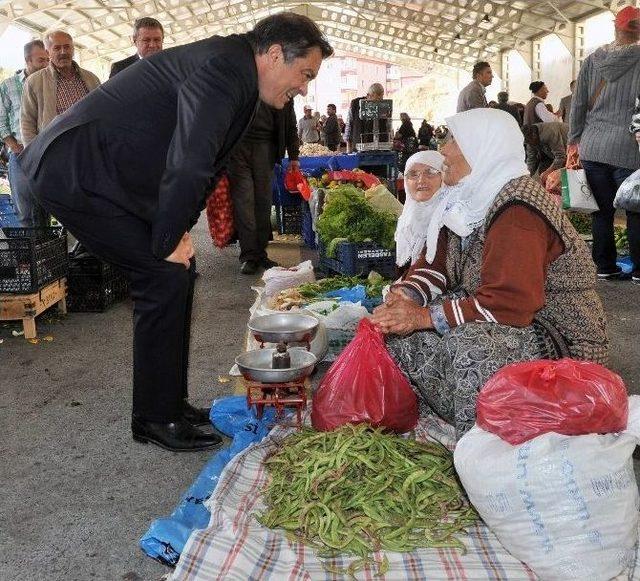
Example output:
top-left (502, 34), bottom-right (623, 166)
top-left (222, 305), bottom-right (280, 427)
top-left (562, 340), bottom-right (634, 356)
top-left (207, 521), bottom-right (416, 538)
top-left (20, 34), bottom-right (259, 258)
top-left (275, 100), bottom-right (300, 161)
top-left (109, 54), bottom-right (139, 78)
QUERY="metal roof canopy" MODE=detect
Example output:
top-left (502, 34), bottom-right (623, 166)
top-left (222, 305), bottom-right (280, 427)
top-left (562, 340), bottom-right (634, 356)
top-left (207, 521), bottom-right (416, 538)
top-left (0, 0), bottom-right (629, 72)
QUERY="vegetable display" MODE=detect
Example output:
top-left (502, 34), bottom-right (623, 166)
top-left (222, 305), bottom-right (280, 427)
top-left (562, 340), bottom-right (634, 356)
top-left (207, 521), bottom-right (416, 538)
top-left (256, 424), bottom-right (477, 577)
top-left (316, 185), bottom-right (397, 257)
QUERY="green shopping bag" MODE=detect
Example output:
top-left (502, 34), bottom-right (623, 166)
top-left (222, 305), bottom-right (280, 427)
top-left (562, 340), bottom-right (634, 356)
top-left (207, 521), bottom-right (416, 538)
top-left (560, 168), bottom-right (599, 213)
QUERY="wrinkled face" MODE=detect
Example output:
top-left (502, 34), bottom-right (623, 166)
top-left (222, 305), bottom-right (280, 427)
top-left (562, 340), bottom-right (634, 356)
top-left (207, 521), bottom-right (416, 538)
top-left (258, 45), bottom-right (323, 110)
top-left (134, 26), bottom-right (163, 58)
top-left (405, 163), bottom-right (443, 202)
top-left (477, 67), bottom-right (493, 87)
top-left (441, 137), bottom-right (472, 186)
top-left (47, 33), bottom-right (74, 69)
top-left (26, 47), bottom-right (49, 74)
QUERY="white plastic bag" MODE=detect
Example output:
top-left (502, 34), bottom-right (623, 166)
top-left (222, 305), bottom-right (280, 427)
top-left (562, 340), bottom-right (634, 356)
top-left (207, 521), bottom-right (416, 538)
top-left (261, 260), bottom-right (315, 297)
top-left (561, 168), bottom-right (599, 213)
top-left (454, 396), bottom-right (640, 580)
top-left (615, 168), bottom-right (640, 212)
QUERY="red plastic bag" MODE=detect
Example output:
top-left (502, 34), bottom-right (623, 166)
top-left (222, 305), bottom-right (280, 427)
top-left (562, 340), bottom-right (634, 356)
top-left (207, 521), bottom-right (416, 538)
top-left (206, 175), bottom-right (234, 248)
top-left (283, 168), bottom-right (312, 201)
top-left (311, 318), bottom-right (418, 433)
top-left (328, 170), bottom-right (381, 189)
top-left (476, 358), bottom-right (628, 445)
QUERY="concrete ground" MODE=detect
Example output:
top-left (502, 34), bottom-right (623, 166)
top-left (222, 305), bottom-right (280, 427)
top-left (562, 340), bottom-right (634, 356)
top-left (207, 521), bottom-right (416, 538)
top-left (1, 217), bottom-right (639, 581)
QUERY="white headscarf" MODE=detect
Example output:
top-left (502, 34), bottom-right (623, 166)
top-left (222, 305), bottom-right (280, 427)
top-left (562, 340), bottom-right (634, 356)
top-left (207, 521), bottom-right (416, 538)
top-left (395, 150), bottom-right (446, 266)
top-left (424, 108), bottom-right (528, 263)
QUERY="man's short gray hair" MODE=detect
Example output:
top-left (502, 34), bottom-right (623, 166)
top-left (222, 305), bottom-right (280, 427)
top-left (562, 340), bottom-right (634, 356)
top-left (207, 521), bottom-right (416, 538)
top-left (24, 39), bottom-right (45, 60)
top-left (44, 30), bottom-right (73, 48)
top-left (133, 17), bottom-right (164, 39)
top-left (368, 83), bottom-right (384, 98)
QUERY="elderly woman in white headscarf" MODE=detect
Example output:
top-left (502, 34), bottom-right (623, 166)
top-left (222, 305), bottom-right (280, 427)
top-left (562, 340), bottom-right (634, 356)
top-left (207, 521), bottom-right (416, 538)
top-left (395, 150), bottom-right (446, 268)
top-left (372, 108), bottom-right (608, 438)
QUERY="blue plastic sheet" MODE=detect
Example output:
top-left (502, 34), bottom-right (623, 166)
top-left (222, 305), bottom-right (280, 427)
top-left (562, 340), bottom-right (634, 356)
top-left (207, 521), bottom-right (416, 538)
top-left (617, 255), bottom-right (633, 274)
top-left (139, 396), bottom-right (276, 566)
top-left (324, 285), bottom-right (382, 312)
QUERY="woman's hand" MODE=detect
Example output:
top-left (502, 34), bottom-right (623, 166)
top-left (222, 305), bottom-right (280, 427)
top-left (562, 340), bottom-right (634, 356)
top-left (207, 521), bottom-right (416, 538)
top-left (165, 232), bottom-right (195, 268)
top-left (371, 291), bottom-right (433, 336)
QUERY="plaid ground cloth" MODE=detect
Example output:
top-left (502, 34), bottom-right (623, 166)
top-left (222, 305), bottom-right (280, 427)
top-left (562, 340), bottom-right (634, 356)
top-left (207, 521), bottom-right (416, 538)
top-left (171, 415), bottom-right (640, 581)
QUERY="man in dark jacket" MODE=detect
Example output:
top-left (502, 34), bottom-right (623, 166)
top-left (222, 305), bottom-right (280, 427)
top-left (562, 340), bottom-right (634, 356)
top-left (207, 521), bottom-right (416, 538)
top-left (345, 83), bottom-right (390, 152)
top-left (17, 13), bottom-right (333, 452)
top-left (323, 103), bottom-right (341, 151)
top-left (230, 99), bottom-right (300, 275)
top-left (109, 17), bottom-right (164, 78)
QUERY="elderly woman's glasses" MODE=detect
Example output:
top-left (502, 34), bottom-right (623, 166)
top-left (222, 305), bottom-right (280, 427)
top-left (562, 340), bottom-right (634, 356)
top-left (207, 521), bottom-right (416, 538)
top-left (405, 167), bottom-right (441, 180)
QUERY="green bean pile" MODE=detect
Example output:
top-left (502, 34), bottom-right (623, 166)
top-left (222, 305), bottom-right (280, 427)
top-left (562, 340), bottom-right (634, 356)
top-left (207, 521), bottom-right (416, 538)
top-left (256, 424), bottom-right (477, 575)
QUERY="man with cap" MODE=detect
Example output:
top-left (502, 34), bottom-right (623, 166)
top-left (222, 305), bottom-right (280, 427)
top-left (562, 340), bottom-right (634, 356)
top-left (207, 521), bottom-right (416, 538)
top-left (298, 105), bottom-right (319, 144)
top-left (569, 5), bottom-right (640, 283)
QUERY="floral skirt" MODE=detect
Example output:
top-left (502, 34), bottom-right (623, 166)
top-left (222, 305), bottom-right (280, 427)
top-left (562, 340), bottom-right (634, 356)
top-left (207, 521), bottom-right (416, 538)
top-left (386, 320), bottom-right (565, 439)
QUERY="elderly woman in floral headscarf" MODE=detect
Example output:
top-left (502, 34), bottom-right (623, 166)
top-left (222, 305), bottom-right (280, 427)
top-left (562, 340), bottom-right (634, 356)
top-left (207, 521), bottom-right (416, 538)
top-left (372, 108), bottom-right (608, 438)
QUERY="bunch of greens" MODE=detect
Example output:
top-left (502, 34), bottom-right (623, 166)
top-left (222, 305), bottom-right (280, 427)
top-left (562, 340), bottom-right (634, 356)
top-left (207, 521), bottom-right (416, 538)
top-left (566, 212), bottom-right (592, 235)
top-left (317, 185), bottom-right (397, 257)
top-left (257, 423), bottom-right (477, 577)
top-left (297, 272), bottom-right (389, 301)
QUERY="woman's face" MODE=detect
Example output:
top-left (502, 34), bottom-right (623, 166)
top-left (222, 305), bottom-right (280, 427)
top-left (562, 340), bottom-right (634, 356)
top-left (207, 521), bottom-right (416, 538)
top-left (441, 138), bottom-right (471, 186)
top-left (405, 163), bottom-right (442, 202)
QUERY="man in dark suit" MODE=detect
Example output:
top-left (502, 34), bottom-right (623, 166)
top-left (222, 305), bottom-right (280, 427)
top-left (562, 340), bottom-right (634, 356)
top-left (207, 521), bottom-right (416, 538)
top-left (109, 17), bottom-right (164, 78)
top-left (230, 99), bottom-right (300, 275)
top-left (18, 13), bottom-right (333, 452)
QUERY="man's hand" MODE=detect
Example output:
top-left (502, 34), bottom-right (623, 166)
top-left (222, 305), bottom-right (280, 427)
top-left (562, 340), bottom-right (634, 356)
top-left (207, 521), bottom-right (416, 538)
top-left (566, 143), bottom-right (580, 169)
top-left (371, 290), bottom-right (432, 336)
top-left (290, 160), bottom-right (300, 171)
top-left (165, 232), bottom-right (194, 269)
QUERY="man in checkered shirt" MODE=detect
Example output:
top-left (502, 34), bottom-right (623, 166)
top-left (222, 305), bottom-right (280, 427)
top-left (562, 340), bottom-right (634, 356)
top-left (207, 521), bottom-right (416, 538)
top-left (20, 30), bottom-right (100, 147)
top-left (0, 40), bottom-right (48, 226)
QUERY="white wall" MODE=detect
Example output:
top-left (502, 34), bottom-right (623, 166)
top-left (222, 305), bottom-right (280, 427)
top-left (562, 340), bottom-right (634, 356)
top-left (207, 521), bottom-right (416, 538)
top-left (583, 11), bottom-right (615, 56)
top-left (504, 50), bottom-right (532, 105)
top-left (539, 34), bottom-right (574, 110)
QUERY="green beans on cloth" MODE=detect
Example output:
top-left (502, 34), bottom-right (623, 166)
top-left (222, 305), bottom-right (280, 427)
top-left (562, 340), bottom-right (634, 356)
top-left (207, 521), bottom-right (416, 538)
top-left (256, 423), bottom-right (477, 577)
top-left (171, 414), bottom-right (586, 580)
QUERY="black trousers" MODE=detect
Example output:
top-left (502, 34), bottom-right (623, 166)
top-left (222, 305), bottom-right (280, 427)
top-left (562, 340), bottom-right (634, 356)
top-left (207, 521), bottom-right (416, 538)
top-left (20, 146), bottom-right (196, 423)
top-left (228, 141), bottom-right (276, 263)
top-left (582, 159), bottom-right (639, 275)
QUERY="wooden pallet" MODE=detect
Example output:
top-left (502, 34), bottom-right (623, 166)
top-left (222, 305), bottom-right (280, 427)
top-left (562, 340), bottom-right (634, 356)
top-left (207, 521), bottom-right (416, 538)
top-left (0, 278), bottom-right (67, 339)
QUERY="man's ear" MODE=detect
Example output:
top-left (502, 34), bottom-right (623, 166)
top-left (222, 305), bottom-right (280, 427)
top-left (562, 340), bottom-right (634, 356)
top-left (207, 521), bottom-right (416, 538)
top-left (265, 44), bottom-right (284, 67)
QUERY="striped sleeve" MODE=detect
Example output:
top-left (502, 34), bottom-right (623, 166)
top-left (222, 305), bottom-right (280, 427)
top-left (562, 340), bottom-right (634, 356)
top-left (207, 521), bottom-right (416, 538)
top-left (392, 230), bottom-right (449, 307)
top-left (440, 204), bottom-right (564, 329)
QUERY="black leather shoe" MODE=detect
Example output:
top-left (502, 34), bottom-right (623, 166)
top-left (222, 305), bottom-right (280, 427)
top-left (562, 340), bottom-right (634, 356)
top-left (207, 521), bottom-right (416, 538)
top-left (182, 400), bottom-right (211, 425)
top-left (131, 417), bottom-right (222, 452)
top-left (240, 260), bottom-right (259, 275)
top-left (260, 257), bottom-right (279, 269)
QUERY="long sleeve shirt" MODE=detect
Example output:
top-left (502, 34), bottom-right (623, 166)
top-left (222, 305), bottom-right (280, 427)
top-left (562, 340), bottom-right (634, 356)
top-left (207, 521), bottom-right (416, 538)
top-left (456, 80), bottom-right (487, 113)
top-left (0, 70), bottom-right (26, 142)
top-left (535, 101), bottom-right (558, 123)
top-left (392, 205), bottom-right (564, 333)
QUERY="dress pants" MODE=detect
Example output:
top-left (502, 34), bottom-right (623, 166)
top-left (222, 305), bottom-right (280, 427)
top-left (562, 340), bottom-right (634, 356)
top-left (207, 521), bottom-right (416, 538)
top-left (228, 141), bottom-right (276, 263)
top-left (17, 156), bottom-right (195, 423)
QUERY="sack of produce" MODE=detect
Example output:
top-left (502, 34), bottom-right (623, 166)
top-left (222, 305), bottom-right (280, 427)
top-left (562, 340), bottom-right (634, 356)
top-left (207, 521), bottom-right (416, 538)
top-left (560, 168), bottom-right (599, 213)
top-left (454, 396), bottom-right (640, 580)
top-left (205, 174), bottom-right (234, 248)
top-left (261, 260), bottom-right (315, 297)
top-left (614, 168), bottom-right (640, 212)
top-left (311, 318), bottom-right (418, 432)
top-left (476, 358), bottom-right (628, 445)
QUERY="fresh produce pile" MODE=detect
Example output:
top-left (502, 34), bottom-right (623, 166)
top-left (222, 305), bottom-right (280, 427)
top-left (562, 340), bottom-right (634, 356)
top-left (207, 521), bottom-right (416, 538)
top-left (299, 143), bottom-right (333, 157)
top-left (257, 424), bottom-right (477, 576)
top-left (268, 272), bottom-right (388, 311)
top-left (316, 185), bottom-right (397, 257)
top-left (566, 212), bottom-right (628, 252)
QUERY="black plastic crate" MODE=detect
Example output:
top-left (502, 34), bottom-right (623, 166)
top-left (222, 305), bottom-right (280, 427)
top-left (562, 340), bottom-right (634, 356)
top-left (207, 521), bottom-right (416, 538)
top-left (318, 240), bottom-right (396, 278)
top-left (276, 204), bottom-right (303, 235)
top-left (0, 227), bottom-right (68, 293)
top-left (67, 258), bottom-right (129, 313)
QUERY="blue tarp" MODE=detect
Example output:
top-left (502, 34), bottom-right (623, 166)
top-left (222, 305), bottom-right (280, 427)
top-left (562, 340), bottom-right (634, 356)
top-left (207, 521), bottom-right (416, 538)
top-left (139, 396), bottom-right (276, 566)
